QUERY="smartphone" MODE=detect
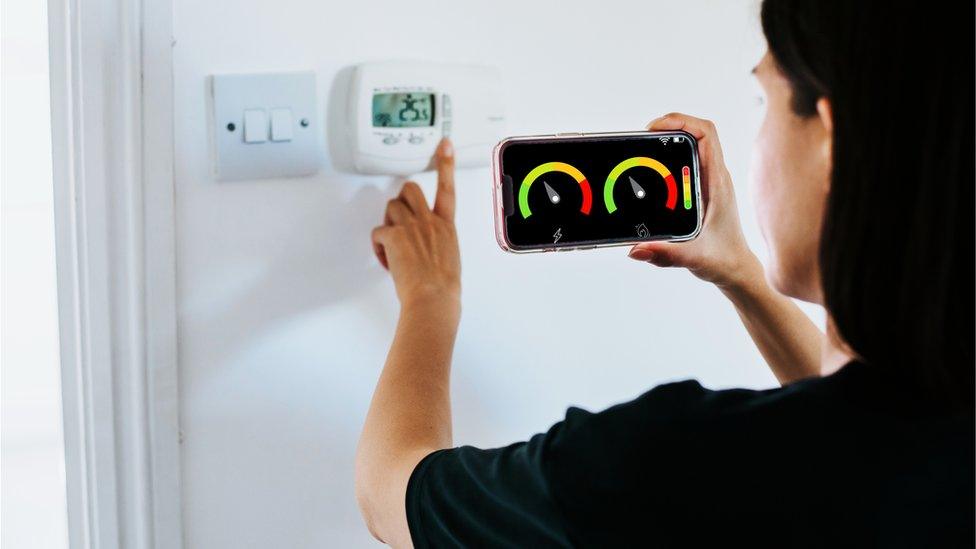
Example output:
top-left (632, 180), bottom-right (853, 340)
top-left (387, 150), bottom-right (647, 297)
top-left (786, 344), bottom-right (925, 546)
top-left (492, 131), bottom-right (703, 252)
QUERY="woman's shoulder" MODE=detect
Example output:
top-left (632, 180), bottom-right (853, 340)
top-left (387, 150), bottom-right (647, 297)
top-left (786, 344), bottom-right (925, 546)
top-left (544, 362), bottom-right (892, 473)
top-left (596, 360), bottom-right (894, 423)
top-left (539, 362), bottom-right (973, 547)
top-left (545, 359), bottom-right (972, 483)
top-left (557, 364), bottom-right (846, 433)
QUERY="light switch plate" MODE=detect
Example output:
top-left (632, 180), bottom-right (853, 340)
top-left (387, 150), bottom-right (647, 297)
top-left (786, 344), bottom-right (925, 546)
top-left (210, 71), bottom-right (319, 181)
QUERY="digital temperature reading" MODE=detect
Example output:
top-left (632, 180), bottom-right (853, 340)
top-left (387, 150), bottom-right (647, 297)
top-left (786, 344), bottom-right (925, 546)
top-left (494, 132), bottom-right (702, 251)
top-left (372, 93), bottom-right (435, 128)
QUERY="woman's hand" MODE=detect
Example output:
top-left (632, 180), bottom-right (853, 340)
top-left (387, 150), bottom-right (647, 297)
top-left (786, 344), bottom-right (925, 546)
top-left (628, 113), bottom-right (762, 290)
top-left (631, 114), bottom-right (825, 383)
top-left (371, 138), bottom-right (461, 314)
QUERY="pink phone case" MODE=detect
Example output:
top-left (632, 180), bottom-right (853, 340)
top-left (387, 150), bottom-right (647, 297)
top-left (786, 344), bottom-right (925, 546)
top-left (492, 131), bottom-right (703, 253)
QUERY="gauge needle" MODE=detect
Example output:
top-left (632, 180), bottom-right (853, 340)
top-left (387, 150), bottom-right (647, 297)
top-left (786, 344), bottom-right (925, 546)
top-left (543, 181), bottom-right (561, 204)
top-left (629, 176), bottom-right (646, 199)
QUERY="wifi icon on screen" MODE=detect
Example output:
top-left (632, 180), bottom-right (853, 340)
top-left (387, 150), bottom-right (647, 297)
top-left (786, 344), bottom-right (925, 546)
top-left (659, 137), bottom-right (670, 145)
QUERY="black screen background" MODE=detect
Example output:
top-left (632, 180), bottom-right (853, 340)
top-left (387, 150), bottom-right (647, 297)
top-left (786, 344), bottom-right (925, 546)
top-left (500, 134), bottom-right (700, 249)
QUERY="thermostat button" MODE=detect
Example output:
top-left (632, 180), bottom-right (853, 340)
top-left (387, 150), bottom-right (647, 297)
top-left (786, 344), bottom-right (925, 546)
top-left (382, 135), bottom-right (399, 145)
top-left (442, 93), bottom-right (452, 117)
top-left (408, 135), bottom-right (423, 144)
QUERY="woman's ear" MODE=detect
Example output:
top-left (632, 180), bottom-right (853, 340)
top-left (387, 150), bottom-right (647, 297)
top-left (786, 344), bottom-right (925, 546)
top-left (816, 97), bottom-right (833, 134)
top-left (816, 97), bottom-right (834, 190)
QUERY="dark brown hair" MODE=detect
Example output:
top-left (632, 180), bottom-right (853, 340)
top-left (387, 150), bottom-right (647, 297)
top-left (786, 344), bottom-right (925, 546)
top-left (761, 0), bottom-right (974, 411)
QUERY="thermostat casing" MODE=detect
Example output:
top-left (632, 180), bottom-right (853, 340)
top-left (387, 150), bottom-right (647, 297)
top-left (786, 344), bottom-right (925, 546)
top-left (345, 61), bottom-right (506, 175)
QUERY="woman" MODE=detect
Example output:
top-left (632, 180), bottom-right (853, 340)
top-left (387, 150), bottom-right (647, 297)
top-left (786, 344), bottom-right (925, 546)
top-left (357, 0), bottom-right (974, 546)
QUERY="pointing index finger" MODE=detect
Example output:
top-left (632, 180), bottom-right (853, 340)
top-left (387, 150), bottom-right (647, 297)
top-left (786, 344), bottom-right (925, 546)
top-left (433, 138), bottom-right (456, 221)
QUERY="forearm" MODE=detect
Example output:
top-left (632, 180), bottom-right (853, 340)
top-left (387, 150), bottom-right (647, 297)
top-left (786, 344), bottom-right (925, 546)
top-left (719, 256), bottom-right (823, 384)
top-left (356, 298), bottom-right (460, 545)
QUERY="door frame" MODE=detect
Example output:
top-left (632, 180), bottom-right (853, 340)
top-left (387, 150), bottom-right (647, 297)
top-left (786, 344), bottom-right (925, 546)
top-left (47, 0), bottom-right (182, 544)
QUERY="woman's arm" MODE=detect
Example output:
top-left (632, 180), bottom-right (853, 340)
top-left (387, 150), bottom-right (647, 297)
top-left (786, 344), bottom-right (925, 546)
top-left (356, 139), bottom-right (461, 547)
top-left (718, 255), bottom-right (824, 384)
top-left (629, 113), bottom-right (822, 383)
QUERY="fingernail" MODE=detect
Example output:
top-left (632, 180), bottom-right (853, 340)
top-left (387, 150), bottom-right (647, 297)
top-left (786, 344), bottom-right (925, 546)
top-left (629, 249), bottom-right (654, 261)
top-left (439, 138), bottom-right (454, 157)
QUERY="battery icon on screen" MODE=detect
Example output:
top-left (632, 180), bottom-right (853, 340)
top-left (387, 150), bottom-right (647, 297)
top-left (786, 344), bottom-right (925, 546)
top-left (682, 166), bottom-right (692, 209)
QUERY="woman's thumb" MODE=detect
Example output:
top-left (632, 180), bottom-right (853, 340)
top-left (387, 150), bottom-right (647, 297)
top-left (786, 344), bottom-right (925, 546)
top-left (628, 242), bottom-right (680, 267)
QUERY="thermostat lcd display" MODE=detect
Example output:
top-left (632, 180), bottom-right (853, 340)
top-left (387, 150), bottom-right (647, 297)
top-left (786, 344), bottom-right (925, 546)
top-left (372, 93), bottom-right (435, 128)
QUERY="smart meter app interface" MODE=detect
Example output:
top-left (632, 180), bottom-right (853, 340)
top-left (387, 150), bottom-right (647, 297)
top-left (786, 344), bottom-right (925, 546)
top-left (500, 134), bottom-right (701, 249)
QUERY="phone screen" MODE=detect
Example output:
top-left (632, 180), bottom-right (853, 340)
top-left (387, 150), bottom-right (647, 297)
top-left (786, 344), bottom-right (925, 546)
top-left (497, 133), bottom-right (701, 250)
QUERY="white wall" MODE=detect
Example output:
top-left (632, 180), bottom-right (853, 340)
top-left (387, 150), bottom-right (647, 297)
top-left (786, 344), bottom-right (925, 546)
top-left (173, 1), bottom-right (789, 546)
top-left (1, 0), bottom-right (69, 546)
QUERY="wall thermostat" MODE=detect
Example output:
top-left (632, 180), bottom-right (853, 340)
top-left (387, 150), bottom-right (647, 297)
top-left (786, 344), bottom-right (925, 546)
top-left (343, 61), bottom-right (506, 175)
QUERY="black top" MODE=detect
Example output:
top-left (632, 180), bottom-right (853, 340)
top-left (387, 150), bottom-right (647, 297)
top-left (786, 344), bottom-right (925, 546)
top-left (406, 362), bottom-right (974, 548)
